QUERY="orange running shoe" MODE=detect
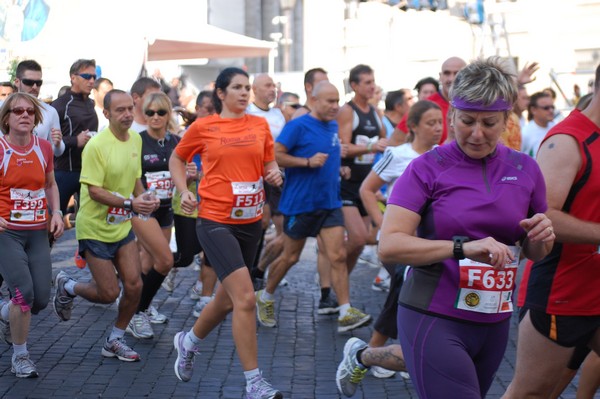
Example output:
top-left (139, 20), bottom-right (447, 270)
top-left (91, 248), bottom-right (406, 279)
top-left (74, 249), bottom-right (86, 269)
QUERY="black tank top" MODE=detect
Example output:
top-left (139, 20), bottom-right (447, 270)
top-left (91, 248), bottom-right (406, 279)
top-left (140, 131), bottom-right (180, 207)
top-left (341, 101), bottom-right (381, 183)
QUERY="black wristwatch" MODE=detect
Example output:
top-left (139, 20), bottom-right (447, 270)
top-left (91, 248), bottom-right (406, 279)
top-left (123, 199), bottom-right (133, 211)
top-left (452, 236), bottom-right (470, 260)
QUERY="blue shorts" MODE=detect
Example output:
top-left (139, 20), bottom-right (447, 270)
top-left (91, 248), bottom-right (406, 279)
top-left (78, 230), bottom-right (136, 260)
top-left (283, 208), bottom-right (344, 240)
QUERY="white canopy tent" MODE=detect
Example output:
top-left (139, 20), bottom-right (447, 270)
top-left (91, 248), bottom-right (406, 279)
top-left (146, 24), bottom-right (277, 72)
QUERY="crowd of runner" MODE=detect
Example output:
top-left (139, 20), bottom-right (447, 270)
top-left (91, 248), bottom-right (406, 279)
top-left (0, 55), bottom-right (599, 399)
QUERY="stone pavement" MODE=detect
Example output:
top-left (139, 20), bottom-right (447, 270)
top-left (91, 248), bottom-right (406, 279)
top-left (0, 228), bottom-right (584, 398)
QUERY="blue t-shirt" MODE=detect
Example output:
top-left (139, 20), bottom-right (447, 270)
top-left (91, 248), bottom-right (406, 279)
top-left (277, 114), bottom-right (342, 215)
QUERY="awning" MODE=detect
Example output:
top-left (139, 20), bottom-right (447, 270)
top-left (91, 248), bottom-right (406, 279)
top-left (146, 24), bottom-right (276, 61)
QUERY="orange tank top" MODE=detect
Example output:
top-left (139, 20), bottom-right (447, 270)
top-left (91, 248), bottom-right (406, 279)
top-left (0, 135), bottom-right (51, 230)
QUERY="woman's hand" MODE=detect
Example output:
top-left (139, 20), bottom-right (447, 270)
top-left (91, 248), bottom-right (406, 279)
top-left (520, 213), bottom-right (555, 244)
top-left (186, 162), bottom-right (198, 180)
top-left (463, 237), bottom-right (516, 270)
top-left (50, 212), bottom-right (65, 239)
top-left (180, 190), bottom-right (198, 214)
top-left (265, 168), bottom-right (283, 187)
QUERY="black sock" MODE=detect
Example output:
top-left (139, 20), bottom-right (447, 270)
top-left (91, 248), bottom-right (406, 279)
top-left (138, 268), bottom-right (166, 312)
top-left (251, 228), bottom-right (267, 270)
top-left (321, 287), bottom-right (331, 301)
top-left (356, 348), bottom-right (368, 368)
top-left (252, 267), bottom-right (265, 280)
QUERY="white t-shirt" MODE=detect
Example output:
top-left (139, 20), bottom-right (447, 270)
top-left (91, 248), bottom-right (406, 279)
top-left (521, 120), bottom-right (555, 158)
top-left (246, 103), bottom-right (286, 140)
top-left (36, 102), bottom-right (65, 156)
top-left (95, 106), bottom-right (108, 132)
top-left (130, 120), bottom-right (148, 134)
top-left (372, 143), bottom-right (429, 194)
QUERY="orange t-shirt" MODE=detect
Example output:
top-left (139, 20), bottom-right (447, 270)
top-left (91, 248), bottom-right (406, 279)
top-left (0, 135), bottom-right (53, 230)
top-left (174, 114), bottom-right (275, 224)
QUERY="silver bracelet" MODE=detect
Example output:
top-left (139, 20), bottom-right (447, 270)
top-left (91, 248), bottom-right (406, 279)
top-left (53, 209), bottom-right (64, 218)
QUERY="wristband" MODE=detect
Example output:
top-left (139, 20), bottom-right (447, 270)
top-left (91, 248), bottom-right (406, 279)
top-left (367, 142), bottom-right (373, 153)
top-left (452, 236), bottom-right (470, 260)
top-left (53, 209), bottom-right (63, 218)
top-left (306, 158), bottom-right (311, 168)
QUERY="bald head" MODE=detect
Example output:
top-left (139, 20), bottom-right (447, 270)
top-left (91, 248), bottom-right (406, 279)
top-left (252, 73), bottom-right (277, 108)
top-left (440, 57), bottom-right (467, 99)
top-left (311, 81), bottom-right (340, 122)
top-left (312, 81), bottom-right (337, 97)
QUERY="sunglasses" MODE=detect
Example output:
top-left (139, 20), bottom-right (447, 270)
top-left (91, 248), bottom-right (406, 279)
top-left (78, 73), bottom-right (97, 80)
top-left (284, 102), bottom-right (301, 110)
top-left (21, 79), bottom-right (43, 87)
top-left (145, 109), bottom-right (168, 117)
top-left (10, 107), bottom-right (35, 116)
top-left (537, 105), bottom-right (555, 111)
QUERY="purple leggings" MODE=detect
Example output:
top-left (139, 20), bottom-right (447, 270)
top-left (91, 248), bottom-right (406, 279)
top-left (397, 306), bottom-right (510, 399)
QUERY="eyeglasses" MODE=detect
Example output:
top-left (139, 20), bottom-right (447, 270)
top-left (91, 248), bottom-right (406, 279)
top-left (537, 105), bottom-right (555, 111)
top-left (284, 102), bottom-right (301, 110)
top-left (78, 73), bottom-right (97, 80)
top-left (21, 79), bottom-right (43, 87)
top-left (10, 107), bottom-right (35, 116)
top-left (145, 109), bottom-right (168, 117)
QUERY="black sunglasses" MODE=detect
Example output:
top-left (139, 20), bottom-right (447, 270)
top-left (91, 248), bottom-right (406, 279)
top-left (10, 107), bottom-right (35, 116)
top-left (21, 79), bottom-right (43, 87)
top-left (537, 105), bottom-right (555, 111)
top-left (284, 102), bottom-right (301, 110)
top-left (78, 73), bottom-right (97, 80)
top-left (145, 109), bottom-right (168, 117)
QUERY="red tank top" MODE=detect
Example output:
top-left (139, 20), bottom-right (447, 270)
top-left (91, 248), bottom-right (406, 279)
top-left (522, 110), bottom-right (600, 315)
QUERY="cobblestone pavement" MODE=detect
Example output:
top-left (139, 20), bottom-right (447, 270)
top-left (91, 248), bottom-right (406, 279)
top-left (0, 229), bottom-right (585, 398)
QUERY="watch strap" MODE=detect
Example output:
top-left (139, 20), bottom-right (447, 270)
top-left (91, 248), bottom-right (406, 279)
top-left (452, 236), bottom-right (469, 260)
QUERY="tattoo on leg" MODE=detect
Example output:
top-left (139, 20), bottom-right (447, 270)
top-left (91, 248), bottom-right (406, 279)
top-left (361, 346), bottom-right (407, 371)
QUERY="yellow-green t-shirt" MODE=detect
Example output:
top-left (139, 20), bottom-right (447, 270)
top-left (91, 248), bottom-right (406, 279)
top-left (172, 181), bottom-right (199, 218)
top-left (76, 128), bottom-right (142, 242)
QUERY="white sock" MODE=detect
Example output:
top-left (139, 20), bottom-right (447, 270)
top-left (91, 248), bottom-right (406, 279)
top-left (261, 290), bottom-right (274, 302)
top-left (184, 329), bottom-right (202, 351)
top-left (244, 368), bottom-right (261, 385)
top-left (1, 301), bottom-right (9, 320)
top-left (194, 281), bottom-right (203, 291)
top-left (64, 279), bottom-right (77, 296)
top-left (12, 342), bottom-right (27, 356)
top-left (108, 326), bottom-right (125, 342)
top-left (338, 303), bottom-right (351, 317)
top-left (199, 296), bottom-right (212, 303)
